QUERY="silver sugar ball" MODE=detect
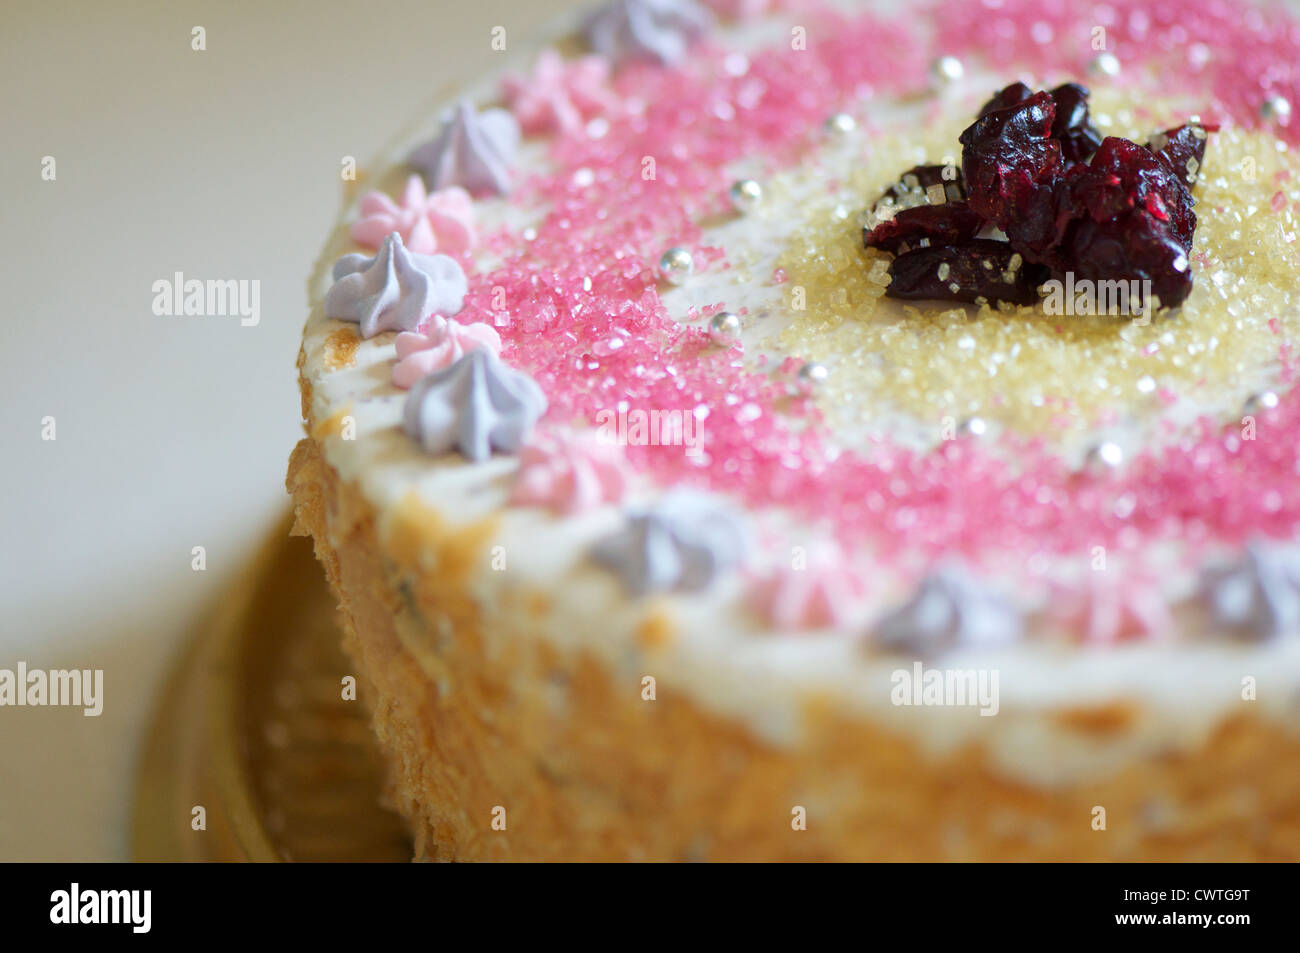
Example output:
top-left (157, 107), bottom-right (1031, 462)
top-left (958, 416), bottom-right (988, 437)
top-left (930, 55), bottom-right (965, 86)
top-left (658, 246), bottom-right (694, 285)
top-left (1088, 52), bottom-right (1121, 79)
top-left (728, 178), bottom-right (763, 213)
top-left (824, 112), bottom-right (856, 137)
top-left (1246, 390), bottom-right (1279, 413)
top-left (708, 311), bottom-right (742, 346)
top-left (1261, 94), bottom-right (1293, 124)
top-left (795, 361), bottom-right (829, 394)
top-left (1086, 441), bottom-right (1125, 471)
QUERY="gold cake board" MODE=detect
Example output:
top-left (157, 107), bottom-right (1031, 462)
top-left (133, 513), bottom-right (412, 862)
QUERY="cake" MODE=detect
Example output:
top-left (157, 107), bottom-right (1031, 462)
top-left (288, 0), bottom-right (1300, 861)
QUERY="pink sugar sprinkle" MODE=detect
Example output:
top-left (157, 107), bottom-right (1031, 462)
top-left (1273, 190), bottom-right (1289, 213)
top-left (932, 0), bottom-right (1300, 146)
top-left (457, 0), bottom-right (1300, 566)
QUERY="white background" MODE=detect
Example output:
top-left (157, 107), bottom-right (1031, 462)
top-left (0, 0), bottom-right (578, 861)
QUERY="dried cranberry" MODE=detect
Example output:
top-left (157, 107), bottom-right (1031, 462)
top-left (1147, 123), bottom-right (1211, 191)
top-left (886, 240), bottom-right (1050, 306)
top-left (959, 91), bottom-right (1062, 231)
top-left (975, 82), bottom-right (1101, 165)
top-left (999, 137), bottom-right (1198, 305)
top-left (870, 81), bottom-right (1208, 313)
top-left (863, 201), bottom-right (983, 254)
top-left (1048, 83), bottom-right (1103, 165)
top-left (977, 82), bottom-right (1033, 118)
top-left (1055, 216), bottom-right (1193, 308)
top-left (1001, 179), bottom-right (1063, 264)
top-left (1070, 136), bottom-right (1197, 249)
top-left (1075, 138), bottom-right (1184, 217)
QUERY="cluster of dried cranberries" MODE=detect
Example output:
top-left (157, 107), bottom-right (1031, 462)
top-left (862, 82), bottom-right (1212, 311)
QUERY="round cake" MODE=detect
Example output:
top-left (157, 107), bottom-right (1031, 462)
top-left (288, 0), bottom-right (1300, 861)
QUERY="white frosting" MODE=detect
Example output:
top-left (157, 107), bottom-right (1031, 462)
top-left (299, 5), bottom-right (1300, 786)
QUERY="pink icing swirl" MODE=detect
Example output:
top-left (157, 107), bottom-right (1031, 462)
top-left (1050, 571), bottom-right (1173, 645)
top-left (352, 175), bottom-right (475, 256)
top-left (502, 48), bottom-right (619, 137)
top-left (392, 316), bottom-right (502, 388)
top-left (510, 430), bottom-right (632, 514)
top-left (751, 549), bottom-right (866, 630)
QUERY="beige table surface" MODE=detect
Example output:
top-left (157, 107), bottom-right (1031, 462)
top-left (0, 0), bottom-right (581, 861)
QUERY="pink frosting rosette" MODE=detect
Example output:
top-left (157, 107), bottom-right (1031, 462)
top-left (510, 430), bottom-right (631, 514)
top-left (392, 316), bottom-right (502, 388)
top-left (352, 175), bottom-right (475, 256)
top-left (751, 546), bottom-right (867, 630)
top-left (502, 48), bottom-right (619, 136)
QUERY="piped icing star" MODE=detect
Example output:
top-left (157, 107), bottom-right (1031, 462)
top-left (402, 349), bottom-right (547, 461)
top-left (352, 175), bottom-right (476, 256)
top-left (510, 430), bottom-right (631, 514)
top-left (1201, 539), bottom-right (1300, 640)
top-left (409, 101), bottom-right (521, 197)
top-left (1051, 571), bottom-right (1173, 645)
top-left (325, 232), bottom-right (468, 338)
top-left (392, 316), bottom-right (502, 389)
top-left (751, 550), bottom-right (866, 630)
top-left (871, 564), bottom-right (1022, 656)
top-left (501, 48), bottom-right (619, 137)
top-left (582, 0), bottom-right (714, 68)
top-left (591, 491), bottom-right (748, 597)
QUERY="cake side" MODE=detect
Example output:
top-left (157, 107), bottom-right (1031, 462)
top-left (288, 430), bottom-right (1300, 860)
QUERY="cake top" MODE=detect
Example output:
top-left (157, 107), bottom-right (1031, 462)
top-left (300, 0), bottom-right (1300, 781)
